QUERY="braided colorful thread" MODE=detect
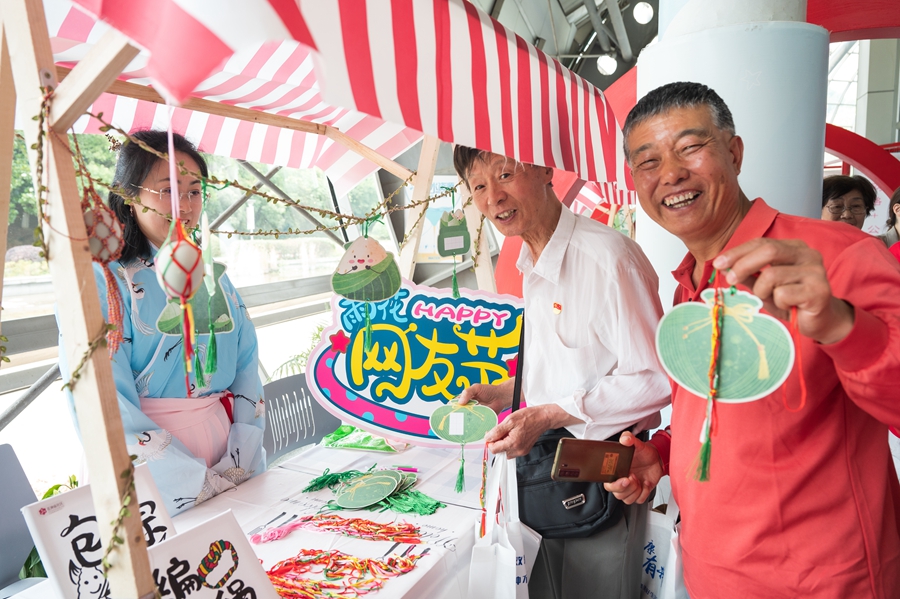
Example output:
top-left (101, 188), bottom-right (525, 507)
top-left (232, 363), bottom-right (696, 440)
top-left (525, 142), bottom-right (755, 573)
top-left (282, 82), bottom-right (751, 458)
top-left (196, 540), bottom-right (238, 589)
top-left (250, 514), bottom-right (421, 545)
top-left (266, 549), bottom-right (422, 599)
top-left (695, 270), bottom-right (728, 482)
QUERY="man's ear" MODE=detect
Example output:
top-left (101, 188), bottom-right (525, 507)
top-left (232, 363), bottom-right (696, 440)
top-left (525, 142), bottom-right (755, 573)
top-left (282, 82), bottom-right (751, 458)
top-left (729, 134), bottom-right (745, 176)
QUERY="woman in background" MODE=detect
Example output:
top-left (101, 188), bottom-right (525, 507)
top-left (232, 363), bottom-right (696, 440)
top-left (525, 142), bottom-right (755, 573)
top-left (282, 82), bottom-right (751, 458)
top-left (59, 130), bottom-right (265, 515)
top-left (820, 174), bottom-right (876, 230)
top-left (880, 186), bottom-right (900, 248)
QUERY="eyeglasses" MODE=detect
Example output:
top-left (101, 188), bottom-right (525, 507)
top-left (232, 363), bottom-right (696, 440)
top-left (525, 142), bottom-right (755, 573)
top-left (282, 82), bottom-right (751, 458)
top-left (824, 204), bottom-right (867, 216)
top-left (137, 186), bottom-right (204, 202)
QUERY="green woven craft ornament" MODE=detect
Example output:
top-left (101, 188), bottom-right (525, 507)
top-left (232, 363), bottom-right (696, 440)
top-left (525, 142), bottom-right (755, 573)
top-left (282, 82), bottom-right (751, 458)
top-left (656, 288), bottom-right (795, 403)
top-left (430, 400), bottom-right (498, 492)
top-left (335, 470), bottom-right (402, 509)
top-left (331, 235), bottom-right (402, 351)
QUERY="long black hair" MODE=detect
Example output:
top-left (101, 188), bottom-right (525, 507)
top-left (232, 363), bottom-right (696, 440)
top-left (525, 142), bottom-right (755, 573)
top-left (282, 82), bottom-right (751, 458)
top-left (108, 130), bottom-right (208, 263)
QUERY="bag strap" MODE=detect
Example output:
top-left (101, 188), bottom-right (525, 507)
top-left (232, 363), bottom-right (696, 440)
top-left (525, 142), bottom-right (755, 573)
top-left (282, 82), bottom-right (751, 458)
top-left (511, 312), bottom-right (524, 413)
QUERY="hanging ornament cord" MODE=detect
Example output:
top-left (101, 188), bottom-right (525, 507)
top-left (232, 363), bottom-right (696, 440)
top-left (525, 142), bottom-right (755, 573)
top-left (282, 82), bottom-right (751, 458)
top-left (162, 116), bottom-right (198, 395)
top-left (361, 214), bottom-right (383, 352)
top-left (479, 445), bottom-right (488, 538)
top-left (695, 269), bottom-right (729, 482)
top-left (73, 135), bottom-right (124, 356)
top-left (455, 443), bottom-right (466, 493)
top-left (201, 207), bottom-right (218, 378)
top-left (266, 549), bottom-right (422, 599)
top-left (783, 306), bottom-right (808, 412)
top-left (447, 186), bottom-right (461, 299)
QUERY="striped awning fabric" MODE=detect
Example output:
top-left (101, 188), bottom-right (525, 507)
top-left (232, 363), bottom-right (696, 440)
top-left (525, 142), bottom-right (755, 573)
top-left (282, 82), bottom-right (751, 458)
top-left (54, 0), bottom-right (624, 194)
top-left (49, 0), bottom-right (422, 196)
top-left (571, 181), bottom-right (638, 216)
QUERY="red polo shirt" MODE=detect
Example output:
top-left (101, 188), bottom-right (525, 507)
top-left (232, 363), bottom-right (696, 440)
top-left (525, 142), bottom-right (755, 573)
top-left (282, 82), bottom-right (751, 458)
top-left (656, 199), bottom-right (900, 598)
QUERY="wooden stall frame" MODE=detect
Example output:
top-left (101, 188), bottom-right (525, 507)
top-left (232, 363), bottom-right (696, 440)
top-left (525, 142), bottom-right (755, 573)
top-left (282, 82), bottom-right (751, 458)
top-left (461, 185), bottom-right (497, 293)
top-left (2, 0), bottom-right (155, 595)
top-left (0, 0), bottom-right (459, 593)
top-left (0, 27), bottom-right (15, 340)
top-left (398, 134), bottom-right (441, 279)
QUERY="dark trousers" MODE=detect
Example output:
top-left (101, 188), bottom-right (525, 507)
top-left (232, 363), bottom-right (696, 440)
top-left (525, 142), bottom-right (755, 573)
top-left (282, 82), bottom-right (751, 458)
top-left (528, 499), bottom-right (648, 599)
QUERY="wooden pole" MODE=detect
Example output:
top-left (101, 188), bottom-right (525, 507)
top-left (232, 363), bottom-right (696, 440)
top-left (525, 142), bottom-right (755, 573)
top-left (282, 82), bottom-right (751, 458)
top-left (398, 135), bottom-right (441, 279)
top-left (50, 29), bottom-right (138, 131)
top-left (0, 29), bottom-right (15, 325)
top-left (3, 1), bottom-right (155, 596)
top-left (460, 185), bottom-right (497, 293)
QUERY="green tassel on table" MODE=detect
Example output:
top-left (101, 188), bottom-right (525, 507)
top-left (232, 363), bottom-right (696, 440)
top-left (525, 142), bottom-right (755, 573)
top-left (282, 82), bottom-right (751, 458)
top-left (325, 488), bottom-right (446, 516)
top-left (302, 465), bottom-right (375, 493)
top-left (455, 445), bottom-right (466, 493)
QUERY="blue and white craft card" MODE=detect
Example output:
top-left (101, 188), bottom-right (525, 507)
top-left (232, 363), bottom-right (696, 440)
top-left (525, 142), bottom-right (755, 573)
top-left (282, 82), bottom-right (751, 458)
top-left (20, 464), bottom-right (174, 599)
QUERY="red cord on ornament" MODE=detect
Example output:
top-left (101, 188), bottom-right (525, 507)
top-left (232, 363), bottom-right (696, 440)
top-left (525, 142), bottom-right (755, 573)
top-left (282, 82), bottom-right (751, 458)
top-left (783, 306), bottom-right (807, 412)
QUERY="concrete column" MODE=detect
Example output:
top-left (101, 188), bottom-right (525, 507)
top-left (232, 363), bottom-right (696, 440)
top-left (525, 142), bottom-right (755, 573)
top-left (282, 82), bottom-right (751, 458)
top-left (855, 39), bottom-right (900, 146)
top-left (634, 0), bottom-right (828, 308)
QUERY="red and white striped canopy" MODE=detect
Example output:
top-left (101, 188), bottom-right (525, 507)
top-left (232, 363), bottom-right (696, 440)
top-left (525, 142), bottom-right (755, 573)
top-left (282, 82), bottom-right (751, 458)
top-left (571, 181), bottom-right (638, 216)
top-left (53, 0), bottom-right (625, 193)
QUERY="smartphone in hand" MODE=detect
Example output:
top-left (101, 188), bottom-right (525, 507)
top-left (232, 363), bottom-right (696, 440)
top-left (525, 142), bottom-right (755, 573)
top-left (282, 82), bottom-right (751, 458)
top-left (551, 438), bottom-right (634, 483)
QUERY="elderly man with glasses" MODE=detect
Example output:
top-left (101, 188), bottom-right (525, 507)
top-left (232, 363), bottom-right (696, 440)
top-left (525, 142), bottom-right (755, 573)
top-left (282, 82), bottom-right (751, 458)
top-left (607, 81), bottom-right (900, 598)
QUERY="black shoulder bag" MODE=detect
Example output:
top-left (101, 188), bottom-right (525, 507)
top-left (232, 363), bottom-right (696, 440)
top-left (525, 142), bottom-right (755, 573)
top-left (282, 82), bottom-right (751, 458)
top-left (512, 315), bottom-right (624, 539)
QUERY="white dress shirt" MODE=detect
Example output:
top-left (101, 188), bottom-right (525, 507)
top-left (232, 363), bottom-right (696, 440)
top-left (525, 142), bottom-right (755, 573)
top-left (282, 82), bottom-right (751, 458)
top-left (518, 206), bottom-right (670, 439)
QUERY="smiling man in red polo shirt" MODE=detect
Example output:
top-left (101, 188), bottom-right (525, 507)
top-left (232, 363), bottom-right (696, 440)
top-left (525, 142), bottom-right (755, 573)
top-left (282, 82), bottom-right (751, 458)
top-left (606, 81), bottom-right (900, 598)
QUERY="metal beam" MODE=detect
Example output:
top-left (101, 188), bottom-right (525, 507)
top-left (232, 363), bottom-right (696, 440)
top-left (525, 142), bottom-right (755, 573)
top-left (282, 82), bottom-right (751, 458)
top-left (829, 41), bottom-right (856, 74)
top-left (418, 248), bottom-right (500, 288)
top-left (327, 176), bottom-right (350, 243)
top-left (582, 0), bottom-right (613, 53)
top-left (237, 160), bottom-right (345, 246)
top-left (604, 0), bottom-right (633, 61)
top-left (209, 166), bottom-right (280, 230)
top-left (0, 363), bottom-right (60, 433)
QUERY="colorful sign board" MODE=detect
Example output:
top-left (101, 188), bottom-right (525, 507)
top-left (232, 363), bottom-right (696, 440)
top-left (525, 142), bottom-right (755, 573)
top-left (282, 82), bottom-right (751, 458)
top-left (307, 280), bottom-right (523, 446)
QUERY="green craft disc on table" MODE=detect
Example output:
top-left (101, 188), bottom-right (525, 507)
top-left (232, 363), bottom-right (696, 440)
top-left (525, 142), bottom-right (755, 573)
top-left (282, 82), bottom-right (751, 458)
top-left (429, 400), bottom-right (498, 444)
top-left (336, 470), bottom-right (402, 509)
top-left (656, 288), bottom-right (795, 403)
top-left (398, 472), bottom-right (417, 493)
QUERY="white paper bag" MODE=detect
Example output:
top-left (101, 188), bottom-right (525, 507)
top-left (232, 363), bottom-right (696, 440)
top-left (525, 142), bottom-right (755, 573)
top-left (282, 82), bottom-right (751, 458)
top-left (502, 457), bottom-right (541, 597)
top-left (640, 483), bottom-right (689, 599)
top-left (467, 455), bottom-right (517, 599)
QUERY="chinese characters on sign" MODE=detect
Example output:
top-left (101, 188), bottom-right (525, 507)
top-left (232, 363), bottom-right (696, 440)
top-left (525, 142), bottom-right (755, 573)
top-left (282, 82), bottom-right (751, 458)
top-left (308, 281), bottom-right (524, 446)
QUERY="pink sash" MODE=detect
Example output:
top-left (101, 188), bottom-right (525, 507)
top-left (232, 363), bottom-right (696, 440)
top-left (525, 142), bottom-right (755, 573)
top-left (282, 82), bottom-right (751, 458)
top-left (141, 392), bottom-right (233, 468)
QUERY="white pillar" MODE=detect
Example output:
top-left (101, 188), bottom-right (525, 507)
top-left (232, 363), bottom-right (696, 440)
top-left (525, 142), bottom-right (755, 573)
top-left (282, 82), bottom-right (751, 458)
top-left (855, 39), bottom-right (900, 146)
top-left (634, 0), bottom-right (828, 308)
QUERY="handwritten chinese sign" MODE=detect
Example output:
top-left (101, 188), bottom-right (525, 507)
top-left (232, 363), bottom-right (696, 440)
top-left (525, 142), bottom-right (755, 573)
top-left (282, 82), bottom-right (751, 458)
top-left (147, 510), bottom-right (277, 598)
top-left (21, 465), bottom-right (174, 599)
top-left (307, 281), bottom-right (523, 446)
